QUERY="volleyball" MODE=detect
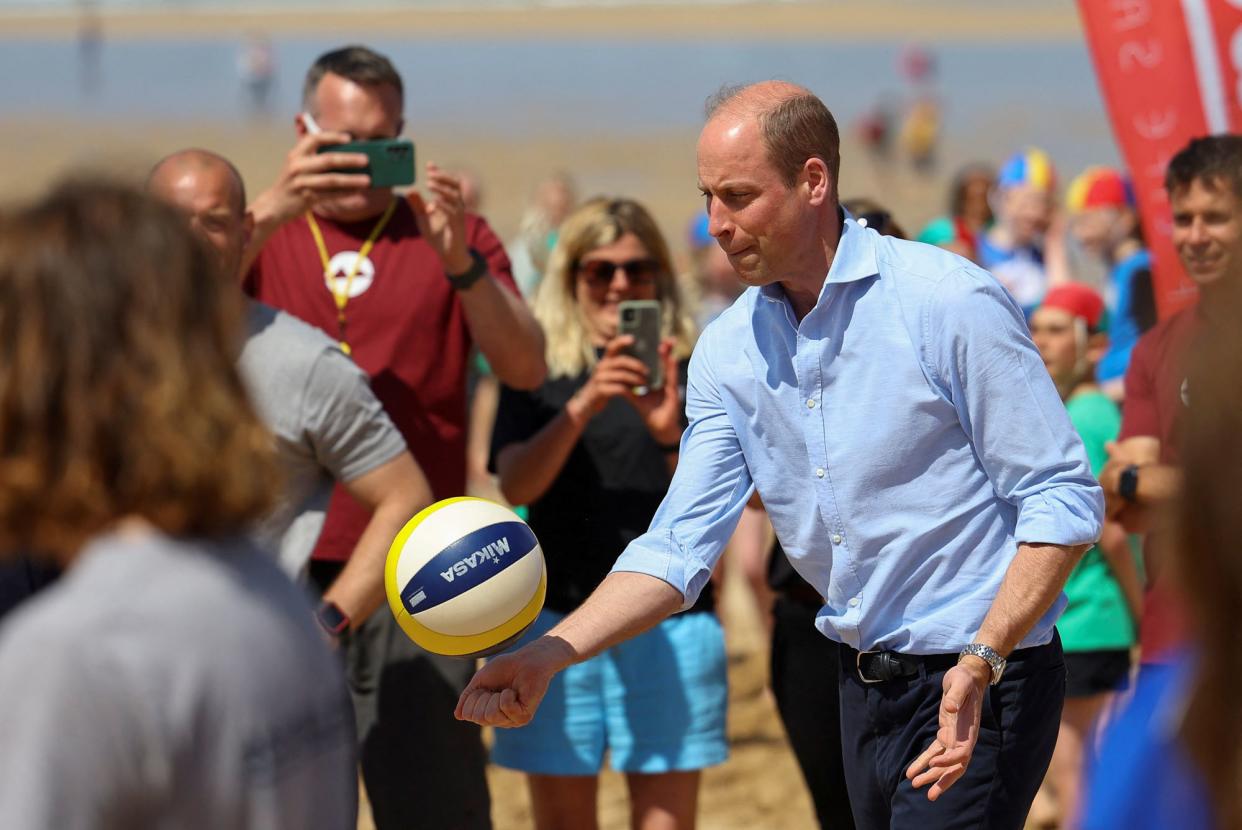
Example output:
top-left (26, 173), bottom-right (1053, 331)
top-left (384, 497), bottom-right (547, 658)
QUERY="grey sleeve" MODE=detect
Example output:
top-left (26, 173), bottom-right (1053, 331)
top-left (301, 346), bottom-right (409, 484)
top-left (0, 629), bottom-right (147, 827)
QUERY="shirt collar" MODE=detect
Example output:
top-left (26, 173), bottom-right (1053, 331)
top-left (759, 209), bottom-right (880, 306)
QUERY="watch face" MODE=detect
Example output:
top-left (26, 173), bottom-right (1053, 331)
top-left (317, 602), bottom-right (349, 635)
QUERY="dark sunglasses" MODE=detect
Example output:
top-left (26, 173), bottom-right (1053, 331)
top-left (576, 258), bottom-right (662, 288)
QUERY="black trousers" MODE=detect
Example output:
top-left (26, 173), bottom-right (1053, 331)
top-left (310, 560), bottom-right (492, 830)
top-left (837, 634), bottom-right (1065, 829)
top-left (770, 596), bottom-right (857, 829)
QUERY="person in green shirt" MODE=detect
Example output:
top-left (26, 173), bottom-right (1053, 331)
top-left (1031, 282), bottom-right (1144, 827)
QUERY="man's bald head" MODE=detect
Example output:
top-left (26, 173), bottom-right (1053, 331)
top-left (705, 81), bottom-right (840, 191)
top-left (148, 149), bottom-right (246, 217)
top-left (147, 149), bottom-right (252, 281)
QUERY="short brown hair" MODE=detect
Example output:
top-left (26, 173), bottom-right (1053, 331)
top-left (303, 45), bottom-right (403, 113)
top-left (707, 85), bottom-right (841, 190)
top-left (1165, 134), bottom-right (1242, 199)
top-left (0, 180), bottom-right (279, 556)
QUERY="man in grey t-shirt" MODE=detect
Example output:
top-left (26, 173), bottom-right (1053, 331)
top-left (149, 149), bottom-right (433, 636)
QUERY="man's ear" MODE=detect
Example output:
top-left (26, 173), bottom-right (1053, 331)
top-left (243, 210), bottom-right (255, 246)
top-left (804, 157), bottom-right (831, 206)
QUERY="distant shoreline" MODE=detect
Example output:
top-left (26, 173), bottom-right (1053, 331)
top-left (0, 2), bottom-right (1081, 41)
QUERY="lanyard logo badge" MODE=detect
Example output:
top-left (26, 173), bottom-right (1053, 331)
top-left (323, 251), bottom-right (376, 298)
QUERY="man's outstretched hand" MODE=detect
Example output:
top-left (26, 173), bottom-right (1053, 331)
top-left (454, 636), bottom-right (575, 728)
top-left (905, 659), bottom-right (989, 801)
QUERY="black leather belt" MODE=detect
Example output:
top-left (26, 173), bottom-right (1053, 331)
top-left (844, 644), bottom-right (960, 684)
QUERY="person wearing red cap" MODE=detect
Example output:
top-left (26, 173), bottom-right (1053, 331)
top-left (1030, 283), bottom-right (1143, 828)
top-left (1065, 166), bottom-right (1157, 400)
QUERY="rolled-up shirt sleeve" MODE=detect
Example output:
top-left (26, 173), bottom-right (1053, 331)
top-left (611, 331), bottom-right (754, 609)
top-left (926, 267), bottom-right (1104, 547)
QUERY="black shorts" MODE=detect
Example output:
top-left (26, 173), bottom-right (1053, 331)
top-left (1064, 648), bottom-right (1132, 698)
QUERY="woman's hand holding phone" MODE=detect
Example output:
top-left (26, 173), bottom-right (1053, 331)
top-left (566, 336), bottom-right (682, 447)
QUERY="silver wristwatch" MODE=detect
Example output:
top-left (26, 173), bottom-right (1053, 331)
top-left (959, 643), bottom-right (1007, 686)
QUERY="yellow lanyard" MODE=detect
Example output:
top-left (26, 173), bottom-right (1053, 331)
top-left (305, 198), bottom-right (398, 356)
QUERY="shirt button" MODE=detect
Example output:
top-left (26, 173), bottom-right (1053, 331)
top-left (807, 399), bottom-right (816, 409)
top-left (848, 596), bottom-right (860, 608)
top-left (832, 534), bottom-right (843, 545)
top-left (815, 468), bottom-right (825, 478)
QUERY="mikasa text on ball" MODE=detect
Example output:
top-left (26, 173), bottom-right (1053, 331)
top-left (385, 497), bottom-right (546, 658)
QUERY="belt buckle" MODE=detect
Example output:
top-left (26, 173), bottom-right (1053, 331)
top-left (856, 650), bottom-right (884, 684)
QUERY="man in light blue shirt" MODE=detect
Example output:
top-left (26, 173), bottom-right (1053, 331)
top-left (458, 82), bottom-right (1102, 828)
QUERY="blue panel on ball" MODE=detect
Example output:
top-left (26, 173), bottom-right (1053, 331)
top-left (400, 521), bottom-right (537, 615)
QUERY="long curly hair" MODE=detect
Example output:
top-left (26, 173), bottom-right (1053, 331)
top-left (0, 179), bottom-right (279, 557)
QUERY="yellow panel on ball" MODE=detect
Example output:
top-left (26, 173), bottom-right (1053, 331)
top-left (384, 497), bottom-right (547, 658)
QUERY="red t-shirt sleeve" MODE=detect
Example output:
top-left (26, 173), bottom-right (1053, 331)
top-left (1119, 329), bottom-right (1159, 440)
top-left (466, 214), bottom-right (520, 296)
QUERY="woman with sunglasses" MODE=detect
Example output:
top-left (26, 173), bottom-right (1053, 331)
top-left (488, 198), bottom-right (726, 830)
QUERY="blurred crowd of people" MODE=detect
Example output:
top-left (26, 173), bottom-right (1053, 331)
top-left (0, 41), bottom-right (1238, 830)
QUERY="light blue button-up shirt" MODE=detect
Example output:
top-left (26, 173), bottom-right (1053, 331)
top-left (613, 216), bottom-right (1104, 654)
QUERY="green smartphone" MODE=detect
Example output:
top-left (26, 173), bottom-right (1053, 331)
top-left (319, 137), bottom-right (416, 188)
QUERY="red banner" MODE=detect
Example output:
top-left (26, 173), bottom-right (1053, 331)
top-left (1078, 0), bottom-right (1242, 318)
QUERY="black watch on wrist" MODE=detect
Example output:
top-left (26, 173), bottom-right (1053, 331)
top-left (446, 249), bottom-right (489, 291)
top-left (316, 600), bottom-right (350, 638)
top-left (1118, 464), bottom-right (1140, 503)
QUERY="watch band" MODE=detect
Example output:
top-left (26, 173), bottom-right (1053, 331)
top-left (1118, 464), bottom-right (1140, 502)
top-left (446, 249), bottom-right (489, 291)
top-left (959, 643), bottom-right (1006, 686)
top-left (316, 600), bottom-right (350, 637)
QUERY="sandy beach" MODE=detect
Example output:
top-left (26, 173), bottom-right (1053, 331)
top-left (3, 2), bottom-right (1082, 42)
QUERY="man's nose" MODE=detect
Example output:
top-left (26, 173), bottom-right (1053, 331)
top-left (707, 198), bottom-right (731, 239)
top-left (1186, 217), bottom-right (1210, 245)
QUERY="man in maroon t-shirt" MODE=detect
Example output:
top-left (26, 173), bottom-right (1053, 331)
top-left (1100, 135), bottom-right (1242, 665)
top-left (242, 46), bottom-right (545, 830)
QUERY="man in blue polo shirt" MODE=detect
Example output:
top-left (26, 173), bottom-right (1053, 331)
top-left (458, 81), bottom-right (1102, 828)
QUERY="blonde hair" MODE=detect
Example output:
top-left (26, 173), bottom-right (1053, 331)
top-left (533, 197), bottom-right (696, 379)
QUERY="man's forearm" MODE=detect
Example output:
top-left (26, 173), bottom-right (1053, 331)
top-left (458, 275), bottom-right (546, 390)
top-left (239, 189), bottom-right (291, 279)
top-left (975, 542), bottom-right (1088, 656)
top-left (537, 571), bottom-right (684, 671)
top-left (322, 454), bottom-right (432, 627)
top-left (321, 497), bottom-right (417, 626)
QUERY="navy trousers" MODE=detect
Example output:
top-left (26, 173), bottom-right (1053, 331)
top-left (837, 635), bottom-right (1065, 829)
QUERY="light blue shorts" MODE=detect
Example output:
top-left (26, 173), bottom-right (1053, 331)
top-left (490, 608), bottom-right (729, 775)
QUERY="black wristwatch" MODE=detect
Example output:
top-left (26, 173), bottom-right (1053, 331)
top-left (446, 249), bottom-right (489, 291)
top-left (1118, 464), bottom-right (1140, 503)
top-left (316, 600), bottom-right (351, 638)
